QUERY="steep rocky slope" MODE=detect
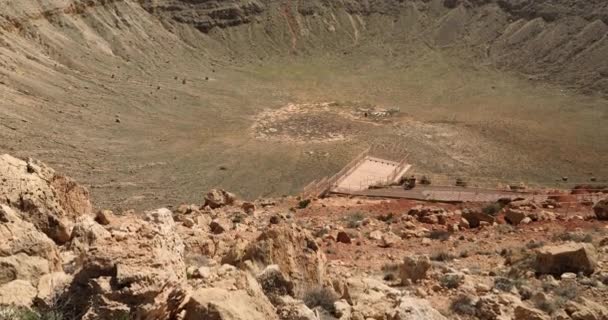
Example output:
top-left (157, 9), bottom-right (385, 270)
top-left (1, 155), bottom-right (607, 319)
top-left (0, 0), bottom-right (607, 208)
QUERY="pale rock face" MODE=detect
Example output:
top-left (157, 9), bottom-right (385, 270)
top-left (0, 280), bottom-right (38, 306)
top-left (400, 255), bottom-right (431, 283)
top-left (68, 215), bottom-right (112, 254)
top-left (0, 154), bottom-right (92, 244)
top-left (69, 208), bottom-right (189, 319)
top-left (35, 272), bottom-right (73, 308)
top-left (204, 188), bottom-right (237, 208)
top-left (0, 204), bottom-right (62, 287)
top-left (229, 225), bottom-right (327, 294)
top-left (276, 296), bottom-right (319, 320)
top-left (565, 298), bottom-right (608, 320)
top-left (185, 287), bottom-right (279, 320)
top-left (388, 297), bottom-right (448, 320)
top-left (346, 277), bottom-right (401, 319)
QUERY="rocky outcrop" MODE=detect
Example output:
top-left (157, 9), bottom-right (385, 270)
top-left (0, 154), bottom-right (92, 244)
top-left (0, 205), bottom-right (62, 287)
top-left (388, 297), bottom-right (448, 320)
top-left (229, 225), bottom-right (327, 294)
top-left (69, 208), bottom-right (189, 319)
top-left (204, 188), bottom-right (237, 209)
top-left (185, 287), bottom-right (279, 320)
top-left (536, 243), bottom-right (598, 276)
top-left (462, 209), bottom-right (495, 228)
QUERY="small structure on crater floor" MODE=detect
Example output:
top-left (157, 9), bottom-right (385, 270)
top-left (302, 147), bottom-right (411, 198)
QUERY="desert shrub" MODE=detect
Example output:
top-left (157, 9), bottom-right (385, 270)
top-left (298, 199), bottom-right (311, 209)
top-left (440, 274), bottom-right (463, 289)
top-left (526, 240), bottom-right (545, 249)
top-left (552, 232), bottom-right (593, 243)
top-left (377, 212), bottom-right (395, 223)
top-left (313, 228), bottom-right (329, 238)
top-left (258, 268), bottom-right (294, 298)
top-left (450, 294), bottom-right (477, 316)
top-left (429, 230), bottom-right (451, 241)
top-left (430, 251), bottom-right (456, 262)
top-left (302, 287), bottom-right (338, 313)
top-left (482, 202), bottom-right (505, 216)
top-left (382, 262), bottom-right (400, 281)
top-left (420, 176), bottom-right (431, 185)
top-left (0, 306), bottom-right (68, 320)
top-left (495, 224), bottom-right (515, 234)
top-left (536, 297), bottom-right (567, 315)
top-left (553, 282), bottom-right (579, 300)
top-left (455, 178), bottom-right (467, 187)
top-left (494, 277), bottom-right (527, 293)
top-left (346, 212), bottom-right (365, 228)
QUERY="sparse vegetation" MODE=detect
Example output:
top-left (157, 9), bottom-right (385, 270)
top-left (346, 212), bottom-right (366, 228)
top-left (429, 230), bottom-right (451, 241)
top-left (440, 274), bottom-right (463, 289)
top-left (450, 294), bottom-right (477, 316)
top-left (494, 277), bottom-right (527, 293)
top-left (302, 287), bottom-right (338, 314)
top-left (381, 262), bottom-right (400, 281)
top-left (482, 202), bottom-right (505, 216)
top-left (552, 232), bottom-right (593, 243)
top-left (420, 176), bottom-right (431, 185)
top-left (0, 306), bottom-right (66, 320)
top-left (525, 240), bottom-right (545, 249)
top-left (298, 199), bottom-right (312, 209)
top-left (377, 212), bottom-right (395, 224)
top-left (455, 178), bottom-right (468, 187)
top-left (430, 251), bottom-right (456, 262)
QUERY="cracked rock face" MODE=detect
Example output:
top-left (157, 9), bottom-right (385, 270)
top-left (0, 154), bottom-right (92, 244)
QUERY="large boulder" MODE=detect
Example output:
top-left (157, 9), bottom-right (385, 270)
top-left (388, 297), bottom-right (448, 320)
top-left (69, 208), bottom-right (189, 319)
top-left (0, 154), bottom-right (92, 243)
top-left (400, 255), bottom-right (431, 284)
top-left (505, 209), bottom-right (528, 225)
top-left (594, 199), bottom-right (608, 220)
top-left (536, 243), bottom-right (597, 276)
top-left (68, 216), bottom-right (112, 254)
top-left (229, 225), bottom-right (327, 294)
top-left (461, 209), bottom-right (495, 228)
